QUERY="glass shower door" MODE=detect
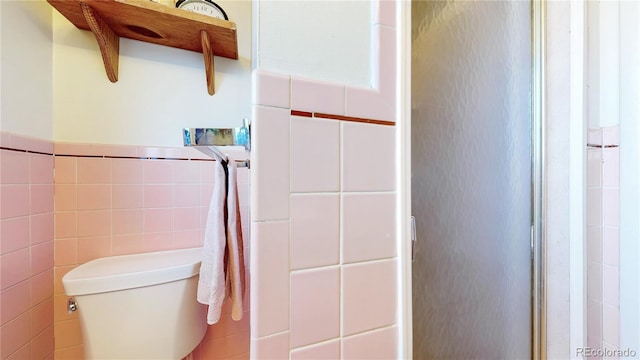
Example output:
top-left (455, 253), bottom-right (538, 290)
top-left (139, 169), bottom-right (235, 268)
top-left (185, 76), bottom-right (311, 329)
top-left (411, 1), bottom-right (533, 358)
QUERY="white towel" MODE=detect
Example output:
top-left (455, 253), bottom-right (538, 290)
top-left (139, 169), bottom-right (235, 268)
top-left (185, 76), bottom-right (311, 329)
top-left (197, 158), bottom-right (228, 324)
top-left (197, 157), bottom-right (246, 324)
top-left (225, 160), bottom-right (245, 321)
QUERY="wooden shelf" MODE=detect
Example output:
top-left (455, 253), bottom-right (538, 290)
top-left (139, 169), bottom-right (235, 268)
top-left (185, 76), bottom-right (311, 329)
top-left (47, 0), bottom-right (239, 95)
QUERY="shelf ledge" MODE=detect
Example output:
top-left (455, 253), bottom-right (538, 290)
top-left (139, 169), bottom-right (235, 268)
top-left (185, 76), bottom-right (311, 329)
top-left (47, 0), bottom-right (239, 95)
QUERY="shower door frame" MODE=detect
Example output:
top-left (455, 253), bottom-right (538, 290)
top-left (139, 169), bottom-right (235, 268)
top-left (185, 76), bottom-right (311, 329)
top-left (396, 1), bottom-right (547, 358)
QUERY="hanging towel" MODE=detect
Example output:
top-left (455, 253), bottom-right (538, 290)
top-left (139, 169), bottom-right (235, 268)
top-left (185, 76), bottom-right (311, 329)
top-left (225, 160), bottom-right (246, 321)
top-left (197, 158), bottom-right (229, 324)
top-left (197, 156), bottom-right (246, 324)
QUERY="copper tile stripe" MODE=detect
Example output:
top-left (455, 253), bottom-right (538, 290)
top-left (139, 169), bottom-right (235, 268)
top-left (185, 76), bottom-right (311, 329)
top-left (291, 110), bottom-right (313, 118)
top-left (290, 110), bottom-right (395, 126)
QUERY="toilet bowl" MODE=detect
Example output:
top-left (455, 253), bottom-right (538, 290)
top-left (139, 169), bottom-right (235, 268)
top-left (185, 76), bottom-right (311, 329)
top-left (62, 247), bottom-right (208, 360)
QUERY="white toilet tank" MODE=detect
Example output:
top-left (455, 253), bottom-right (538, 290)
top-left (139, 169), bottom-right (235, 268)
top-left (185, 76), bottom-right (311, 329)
top-left (62, 247), bottom-right (208, 360)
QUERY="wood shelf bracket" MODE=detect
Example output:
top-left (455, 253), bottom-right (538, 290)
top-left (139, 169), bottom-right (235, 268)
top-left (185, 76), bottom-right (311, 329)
top-left (200, 30), bottom-right (215, 95)
top-left (80, 2), bottom-right (119, 82)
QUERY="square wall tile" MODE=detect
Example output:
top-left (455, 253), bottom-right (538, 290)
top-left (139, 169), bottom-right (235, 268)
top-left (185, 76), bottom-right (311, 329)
top-left (77, 210), bottom-right (111, 237)
top-left (341, 122), bottom-right (395, 192)
top-left (144, 184), bottom-right (175, 208)
top-left (342, 193), bottom-right (396, 264)
top-left (290, 267), bottom-right (340, 348)
top-left (602, 264), bottom-right (619, 306)
top-left (587, 261), bottom-right (602, 302)
top-left (253, 71), bottom-right (291, 109)
top-left (1, 281), bottom-right (30, 325)
top-left (1, 311), bottom-right (30, 358)
top-left (587, 128), bottom-right (603, 146)
top-left (77, 158), bottom-right (111, 184)
top-left (291, 77), bottom-right (345, 115)
top-left (143, 160), bottom-right (173, 184)
top-left (112, 184), bottom-right (143, 209)
top-left (31, 269), bottom-right (53, 307)
top-left (1, 217), bottom-right (29, 254)
top-left (586, 188), bottom-right (602, 227)
top-left (291, 339), bottom-right (340, 360)
top-left (31, 213), bottom-right (54, 246)
top-left (77, 236), bottom-right (111, 263)
top-left (603, 126), bottom-right (620, 146)
top-left (290, 194), bottom-right (339, 270)
top-left (55, 212), bottom-right (77, 239)
top-left (31, 241), bottom-right (54, 276)
top-left (586, 300), bottom-right (602, 348)
top-left (0, 150), bottom-right (29, 184)
top-left (1, 249), bottom-right (30, 290)
top-left (30, 184), bottom-right (54, 214)
top-left (342, 326), bottom-right (398, 360)
top-left (342, 259), bottom-right (396, 336)
top-left (602, 188), bottom-right (619, 227)
top-left (602, 303), bottom-right (619, 347)
top-left (31, 324), bottom-right (54, 360)
top-left (53, 157), bottom-right (77, 184)
top-left (252, 332), bottom-right (289, 360)
top-left (77, 184), bottom-right (111, 210)
top-left (603, 226), bottom-right (620, 266)
top-left (29, 153), bottom-right (54, 185)
top-left (251, 221), bottom-right (290, 338)
top-left (252, 106), bottom-right (290, 222)
top-left (111, 158), bottom-right (143, 184)
top-left (290, 117), bottom-right (340, 193)
top-left (172, 160), bottom-right (200, 184)
top-left (1, 185), bottom-right (29, 219)
top-left (586, 148), bottom-right (602, 189)
top-left (602, 147), bottom-right (619, 189)
top-left (586, 226), bottom-right (601, 265)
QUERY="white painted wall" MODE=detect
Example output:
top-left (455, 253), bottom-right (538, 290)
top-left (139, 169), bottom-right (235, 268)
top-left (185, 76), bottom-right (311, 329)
top-left (52, 0), bottom-right (252, 147)
top-left (0, 0), bottom-right (53, 140)
top-left (256, 0), bottom-right (371, 87)
top-left (545, 1), bottom-right (586, 358)
top-left (587, 1), bottom-right (620, 129)
top-left (619, 1), bottom-right (640, 356)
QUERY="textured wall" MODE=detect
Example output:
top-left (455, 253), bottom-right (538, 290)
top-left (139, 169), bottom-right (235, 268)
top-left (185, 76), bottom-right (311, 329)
top-left (411, 1), bottom-right (532, 357)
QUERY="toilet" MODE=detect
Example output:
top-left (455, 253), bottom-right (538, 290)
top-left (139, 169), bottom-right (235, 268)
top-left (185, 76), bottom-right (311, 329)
top-left (62, 247), bottom-right (208, 360)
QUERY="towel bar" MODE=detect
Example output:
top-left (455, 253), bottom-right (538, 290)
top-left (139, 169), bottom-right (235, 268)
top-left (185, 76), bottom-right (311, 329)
top-left (183, 119), bottom-right (250, 168)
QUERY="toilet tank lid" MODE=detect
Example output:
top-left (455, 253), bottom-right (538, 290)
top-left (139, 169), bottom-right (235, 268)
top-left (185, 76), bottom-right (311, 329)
top-left (62, 247), bottom-right (203, 296)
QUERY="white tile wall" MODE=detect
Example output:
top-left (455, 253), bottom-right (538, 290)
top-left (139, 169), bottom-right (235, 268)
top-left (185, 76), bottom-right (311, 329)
top-left (290, 267), bottom-right (340, 348)
top-left (341, 259), bottom-right (397, 336)
top-left (341, 193), bottom-right (396, 264)
top-left (341, 122), bottom-right (395, 192)
top-left (252, 106), bottom-right (291, 221)
top-left (251, 221), bottom-right (290, 338)
top-left (290, 117), bottom-right (340, 193)
top-left (290, 194), bottom-right (340, 270)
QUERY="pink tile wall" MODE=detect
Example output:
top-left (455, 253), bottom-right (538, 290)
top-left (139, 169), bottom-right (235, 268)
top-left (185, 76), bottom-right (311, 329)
top-left (52, 144), bottom-right (250, 360)
top-left (0, 132), bottom-right (55, 360)
top-left (586, 126), bottom-right (620, 354)
top-left (250, 1), bottom-right (399, 357)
